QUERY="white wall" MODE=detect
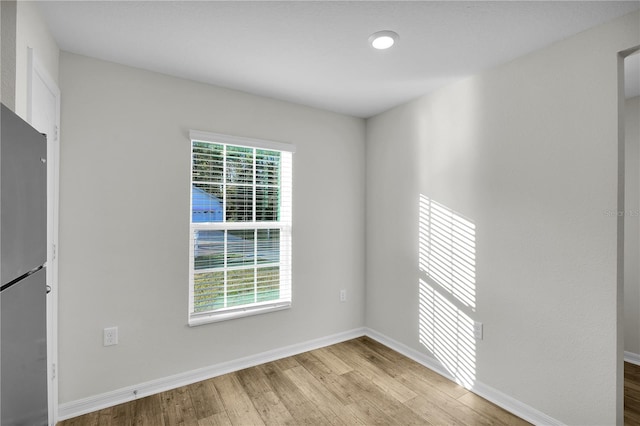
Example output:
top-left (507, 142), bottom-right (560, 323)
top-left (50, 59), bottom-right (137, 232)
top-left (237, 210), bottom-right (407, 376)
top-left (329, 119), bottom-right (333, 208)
top-left (1, 0), bottom-right (17, 110)
top-left (14, 0), bottom-right (59, 119)
top-left (625, 95), bottom-right (640, 356)
top-left (365, 11), bottom-right (639, 426)
top-left (57, 52), bottom-right (365, 403)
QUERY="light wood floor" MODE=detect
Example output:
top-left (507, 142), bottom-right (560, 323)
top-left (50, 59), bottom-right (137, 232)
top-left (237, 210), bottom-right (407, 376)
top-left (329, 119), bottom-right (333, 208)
top-left (58, 337), bottom-right (531, 425)
top-left (627, 361), bottom-right (640, 426)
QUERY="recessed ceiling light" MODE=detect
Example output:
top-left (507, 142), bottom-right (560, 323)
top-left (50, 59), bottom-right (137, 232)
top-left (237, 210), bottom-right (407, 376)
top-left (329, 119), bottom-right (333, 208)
top-left (369, 30), bottom-right (399, 50)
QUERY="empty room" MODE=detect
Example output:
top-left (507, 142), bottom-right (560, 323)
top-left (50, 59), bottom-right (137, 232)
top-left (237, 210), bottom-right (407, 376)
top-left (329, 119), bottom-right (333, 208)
top-left (1, 1), bottom-right (639, 425)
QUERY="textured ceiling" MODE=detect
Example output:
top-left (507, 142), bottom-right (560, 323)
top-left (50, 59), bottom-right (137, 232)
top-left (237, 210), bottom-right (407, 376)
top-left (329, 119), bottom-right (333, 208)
top-left (39, 1), bottom-right (640, 118)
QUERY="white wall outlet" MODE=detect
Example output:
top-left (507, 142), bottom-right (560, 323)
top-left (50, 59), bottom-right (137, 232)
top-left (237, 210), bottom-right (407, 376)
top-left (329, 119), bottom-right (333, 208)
top-left (103, 326), bottom-right (118, 346)
top-left (340, 289), bottom-right (347, 302)
top-left (473, 321), bottom-right (483, 340)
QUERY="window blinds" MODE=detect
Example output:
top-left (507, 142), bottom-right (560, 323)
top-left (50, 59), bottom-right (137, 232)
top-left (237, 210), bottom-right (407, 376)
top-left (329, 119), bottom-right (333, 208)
top-left (189, 131), bottom-right (293, 325)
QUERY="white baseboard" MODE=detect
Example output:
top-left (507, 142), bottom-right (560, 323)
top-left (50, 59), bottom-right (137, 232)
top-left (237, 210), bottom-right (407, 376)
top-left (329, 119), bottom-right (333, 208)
top-left (58, 327), bottom-right (366, 420)
top-left (59, 326), bottom-right (564, 425)
top-left (363, 327), bottom-right (563, 426)
top-left (625, 351), bottom-right (640, 366)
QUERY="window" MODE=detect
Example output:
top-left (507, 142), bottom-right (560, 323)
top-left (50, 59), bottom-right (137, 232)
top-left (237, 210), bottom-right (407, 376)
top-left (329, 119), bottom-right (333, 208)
top-left (189, 131), bottom-right (293, 326)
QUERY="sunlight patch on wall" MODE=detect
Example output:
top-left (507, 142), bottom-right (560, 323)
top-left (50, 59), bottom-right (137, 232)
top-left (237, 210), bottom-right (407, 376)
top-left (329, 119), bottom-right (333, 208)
top-left (418, 195), bottom-right (476, 309)
top-left (419, 279), bottom-right (476, 388)
top-left (418, 195), bottom-right (477, 388)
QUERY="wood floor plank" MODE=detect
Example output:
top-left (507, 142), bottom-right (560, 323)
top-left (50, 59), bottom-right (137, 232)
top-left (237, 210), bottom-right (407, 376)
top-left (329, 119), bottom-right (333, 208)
top-left (625, 411), bottom-right (640, 426)
top-left (310, 346), bottom-right (354, 375)
top-left (235, 364), bottom-right (296, 425)
top-left (159, 385), bottom-right (199, 425)
top-left (626, 362), bottom-right (640, 425)
top-left (326, 339), bottom-right (417, 403)
top-left (60, 411), bottom-right (99, 426)
top-left (399, 367), bottom-right (469, 401)
top-left (97, 407), bottom-right (113, 426)
top-left (111, 401), bottom-right (136, 426)
top-left (409, 393), bottom-right (477, 426)
top-left (257, 362), bottom-right (330, 425)
top-left (283, 364), bottom-right (364, 425)
top-left (342, 369), bottom-right (436, 425)
top-left (345, 337), bottom-right (407, 378)
top-left (626, 362), bottom-right (640, 378)
top-left (293, 350), bottom-right (407, 424)
top-left (196, 412), bottom-right (232, 426)
top-left (293, 351), bottom-right (360, 405)
top-left (408, 392), bottom-right (505, 426)
top-left (132, 395), bottom-right (165, 426)
top-left (399, 371), bottom-right (498, 426)
top-left (211, 373), bottom-right (265, 426)
top-left (269, 355), bottom-right (300, 371)
top-left (187, 381), bottom-right (220, 420)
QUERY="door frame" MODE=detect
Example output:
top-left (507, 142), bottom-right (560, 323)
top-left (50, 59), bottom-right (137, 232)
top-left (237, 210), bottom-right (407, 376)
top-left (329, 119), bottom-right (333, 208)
top-left (618, 44), bottom-right (640, 426)
top-left (26, 47), bottom-right (60, 426)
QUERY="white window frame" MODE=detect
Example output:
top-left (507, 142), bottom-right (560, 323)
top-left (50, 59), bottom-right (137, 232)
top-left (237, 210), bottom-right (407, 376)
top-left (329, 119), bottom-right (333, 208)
top-left (188, 130), bottom-right (294, 326)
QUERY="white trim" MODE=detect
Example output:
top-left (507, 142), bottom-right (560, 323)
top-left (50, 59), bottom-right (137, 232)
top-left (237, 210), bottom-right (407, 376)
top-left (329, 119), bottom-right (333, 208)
top-left (190, 130), bottom-right (296, 153)
top-left (27, 47), bottom-right (60, 426)
top-left (58, 328), bottom-right (366, 421)
top-left (363, 328), bottom-right (564, 426)
top-left (188, 302), bottom-right (291, 326)
top-left (191, 221), bottom-right (284, 231)
top-left (625, 351), bottom-right (640, 366)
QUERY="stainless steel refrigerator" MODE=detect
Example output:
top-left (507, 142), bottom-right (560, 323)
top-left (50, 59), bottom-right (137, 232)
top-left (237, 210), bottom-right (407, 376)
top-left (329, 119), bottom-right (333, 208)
top-left (1, 103), bottom-right (49, 425)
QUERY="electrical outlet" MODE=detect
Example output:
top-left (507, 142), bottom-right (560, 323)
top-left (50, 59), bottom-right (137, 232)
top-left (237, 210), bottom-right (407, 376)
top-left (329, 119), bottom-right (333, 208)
top-left (104, 327), bottom-right (118, 346)
top-left (473, 321), bottom-right (483, 340)
top-left (340, 289), bottom-right (347, 302)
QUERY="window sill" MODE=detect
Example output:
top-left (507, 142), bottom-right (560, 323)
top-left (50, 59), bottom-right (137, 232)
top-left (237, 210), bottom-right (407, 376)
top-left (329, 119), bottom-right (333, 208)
top-left (188, 302), bottom-right (291, 327)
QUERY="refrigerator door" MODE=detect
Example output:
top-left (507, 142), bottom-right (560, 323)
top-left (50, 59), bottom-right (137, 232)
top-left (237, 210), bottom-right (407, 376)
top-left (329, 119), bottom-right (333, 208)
top-left (1, 103), bottom-right (47, 285)
top-left (1, 267), bottom-right (48, 426)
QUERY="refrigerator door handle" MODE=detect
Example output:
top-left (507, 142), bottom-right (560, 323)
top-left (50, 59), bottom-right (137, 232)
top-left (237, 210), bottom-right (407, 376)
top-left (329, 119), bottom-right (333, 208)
top-left (1, 264), bottom-right (45, 293)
